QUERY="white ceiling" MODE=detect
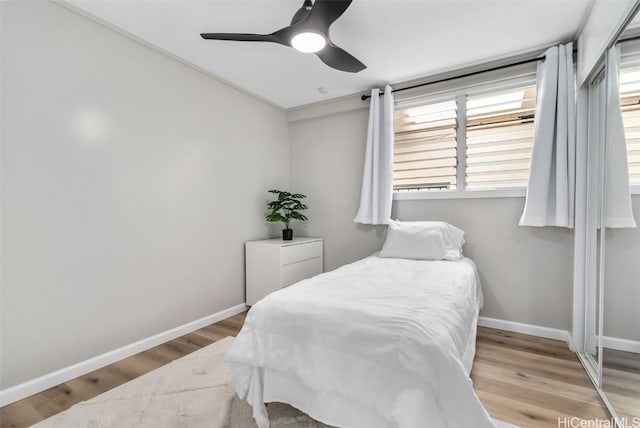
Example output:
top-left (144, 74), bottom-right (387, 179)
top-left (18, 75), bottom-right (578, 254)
top-left (64, 0), bottom-right (592, 110)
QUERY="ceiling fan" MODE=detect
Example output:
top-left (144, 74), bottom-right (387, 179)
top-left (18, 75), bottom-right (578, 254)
top-left (200, 0), bottom-right (366, 73)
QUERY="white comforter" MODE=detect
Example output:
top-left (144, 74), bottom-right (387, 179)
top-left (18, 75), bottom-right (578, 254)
top-left (225, 255), bottom-right (495, 428)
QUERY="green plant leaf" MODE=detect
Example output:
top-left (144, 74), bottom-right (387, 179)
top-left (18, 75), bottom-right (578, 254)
top-left (288, 212), bottom-right (308, 221)
top-left (265, 189), bottom-right (309, 225)
top-left (265, 213), bottom-right (287, 223)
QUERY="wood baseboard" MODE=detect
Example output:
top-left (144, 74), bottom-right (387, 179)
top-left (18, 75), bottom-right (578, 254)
top-left (478, 316), bottom-right (572, 346)
top-left (602, 335), bottom-right (640, 354)
top-left (478, 317), bottom-right (640, 354)
top-left (0, 303), bottom-right (248, 407)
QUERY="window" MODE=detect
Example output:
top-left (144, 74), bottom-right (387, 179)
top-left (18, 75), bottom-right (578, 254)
top-left (619, 66), bottom-right (640, 187)
top-left (466, 86), bottom-right (536, 189)
top-left (393, 83), bottom-right (537, 194)
top-left (393, 100), bottom-right (458, 190)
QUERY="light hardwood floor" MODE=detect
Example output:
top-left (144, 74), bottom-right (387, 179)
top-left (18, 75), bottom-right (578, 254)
top-left (1, 312), bottom-right (610, 428)
top-left (472, 328), bottom-right (610, 426)
top-left (602, 348), bottom-right (640, 422)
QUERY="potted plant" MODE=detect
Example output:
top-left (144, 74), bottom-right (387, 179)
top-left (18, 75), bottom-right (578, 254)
top-left (265, 189), bottom-right (308, 240)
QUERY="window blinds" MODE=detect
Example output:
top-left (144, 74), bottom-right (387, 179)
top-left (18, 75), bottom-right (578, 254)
top-left (393, 83), bottom-right (537, 192)
top-left (393, 100), bottom-right (458, 190)
top-left (465, 86), bottom-right (537, 189)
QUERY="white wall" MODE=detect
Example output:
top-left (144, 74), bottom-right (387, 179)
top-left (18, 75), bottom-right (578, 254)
top-left (289, 108), bottom-right (386, 271)
top-left (394, 199), bottom-right (574, 329)
top-left (603, 195), bottom-right (640, 342)
top-left (0, 0), bottom-right (289, 390)
top-left (289, 103), bottom-right (574, 331)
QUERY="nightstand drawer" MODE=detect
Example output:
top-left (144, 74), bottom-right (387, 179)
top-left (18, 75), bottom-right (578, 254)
top-left (281, 257), bottom-right (322, 287)
top-left (245, 237), bottom-right (323, 306)
top-left (281, 240), bottom-right (322, 265)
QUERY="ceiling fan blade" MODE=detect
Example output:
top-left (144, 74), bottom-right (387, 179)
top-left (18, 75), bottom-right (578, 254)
top-left (269, 26), bottom-right (296, 46)
top-left (200, 33), bottom-right (283, 44)
top-left (308, 0), bottom-right (353, 29)
top-left (316, 43), bottom-right (366, 73)
top-left (290, 0), bottom-right (313, 25)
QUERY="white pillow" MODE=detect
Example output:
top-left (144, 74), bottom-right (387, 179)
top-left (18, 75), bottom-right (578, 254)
top-left (379, 220), bottom-right (465, 261)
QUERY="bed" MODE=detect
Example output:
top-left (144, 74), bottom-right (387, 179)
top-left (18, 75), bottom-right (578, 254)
top-left (225, 221), bottom-right (495, 428)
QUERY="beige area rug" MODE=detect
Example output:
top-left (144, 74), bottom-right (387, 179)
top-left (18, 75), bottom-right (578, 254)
top-left (34, 336), bottom-right (518, 428)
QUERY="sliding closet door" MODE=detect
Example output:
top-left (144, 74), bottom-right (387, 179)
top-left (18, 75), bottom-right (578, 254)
top-left (580, 36), bottom-right (640, 426)
top-left (600, 44), bottom-right (640, 423)
top-left (575, 3), bottom-right (640, 426)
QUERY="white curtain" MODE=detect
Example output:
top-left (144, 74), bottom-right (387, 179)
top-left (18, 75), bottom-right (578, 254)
top-left (603, 46), bottom-right (637, 228)
top-left (354, 85), bottom-right (394, 225)
top-left (520, 43), bottom-right (576, 228)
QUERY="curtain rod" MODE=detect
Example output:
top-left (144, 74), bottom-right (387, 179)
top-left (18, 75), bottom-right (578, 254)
top-left (360, 55), bottom-right (545, 101)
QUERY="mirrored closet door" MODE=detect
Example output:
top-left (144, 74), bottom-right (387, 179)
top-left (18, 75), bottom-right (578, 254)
top-left (601, 24), bottom-right (640, 424)
top-left (579, 7), bottom-right (640, 427)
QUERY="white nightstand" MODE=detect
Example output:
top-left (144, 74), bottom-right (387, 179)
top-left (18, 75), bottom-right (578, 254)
top-left (245, 237), bottom-right (323, 306)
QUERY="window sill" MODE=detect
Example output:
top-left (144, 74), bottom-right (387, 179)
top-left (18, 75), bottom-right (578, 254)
top-left (393, 188), bottom-right (527, 200)
top-left (393, 186), bottom-right (639, 201)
